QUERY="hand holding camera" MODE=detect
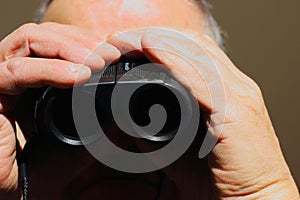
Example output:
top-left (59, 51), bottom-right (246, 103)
top-left (0, 23), bottom-right (119, 196)
top-left (0, 23), bottom-right (298, 199)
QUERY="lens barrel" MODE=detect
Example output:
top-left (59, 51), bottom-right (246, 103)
top-left (34, 60), bottom-right (197, 145)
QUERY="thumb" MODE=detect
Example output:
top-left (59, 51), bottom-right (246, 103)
top-left (0, 114), bottom-right (18, 191)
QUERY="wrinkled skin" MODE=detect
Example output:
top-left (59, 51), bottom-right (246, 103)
top-left (0, 0), bottom-right (299, 199)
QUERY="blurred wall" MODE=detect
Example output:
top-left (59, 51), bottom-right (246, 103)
top-left (0, 0), bottom-right (299, 188)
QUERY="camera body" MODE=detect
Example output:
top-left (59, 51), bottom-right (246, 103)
top-left (33, 58), bottom-right (198, 146)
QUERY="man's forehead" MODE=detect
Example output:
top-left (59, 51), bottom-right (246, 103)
top-left (43, 0), bottom-right (203, 17)
top-left (45, 0), bottom-right (201, 6)
top-left (41, 0), bottom-right (205, 37)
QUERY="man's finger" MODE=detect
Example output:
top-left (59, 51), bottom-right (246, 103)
top-left (0, 23), bottom-right (118, 71)
top-left (0, 57), bottom-right (91, 95)
top-left (39, 22), bottom-right (122, 65)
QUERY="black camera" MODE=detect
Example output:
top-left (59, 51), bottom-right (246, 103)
top-left (32, 58), bottom-right (198, 146)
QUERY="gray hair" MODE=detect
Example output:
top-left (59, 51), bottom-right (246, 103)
top-left (34, 0), bottom-right (224, 48)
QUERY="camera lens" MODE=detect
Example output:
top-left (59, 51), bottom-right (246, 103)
top-left (51, 89), bottom-right (77, 138)
top-left (129, 83), bottom-right (181, 142)
top-left (34, 60), bottom-right (196, 145)
top-left (35, 87), bottom-right (104, 146)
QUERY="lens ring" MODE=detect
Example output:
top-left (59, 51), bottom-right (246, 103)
top-left (35, 87), bottom-right (102, 146)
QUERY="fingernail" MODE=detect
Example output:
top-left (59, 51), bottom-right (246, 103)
top-left (84, 49), bottom-right (105, 69)
top-left (70, 65), bottom-right (79, 73)
top-left (70, 64), bottom-right (90, 76)
top-left (80, 65), bottom-right (90, 75)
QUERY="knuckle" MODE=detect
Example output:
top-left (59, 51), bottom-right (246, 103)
top-left (2, 23), bottom-right (38, 61)
top-left (6, 58), bottom-right (24, 76)
top-left (247, 78), bottom-right (263, 98)
top-left (6, 57), bottom-right (25, 75)
top-left (16, 23), bottom-right (38, 37)
top-left (235, 77), bottom-right (263, 101)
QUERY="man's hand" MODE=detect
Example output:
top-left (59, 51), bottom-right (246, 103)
top-left (0, 22), bottom-right (120, 196)
top-left (108, 28), bottom-right (299, 199)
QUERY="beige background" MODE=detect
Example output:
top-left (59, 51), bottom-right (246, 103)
top-left (0, 0), bottom-right (299, 188)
